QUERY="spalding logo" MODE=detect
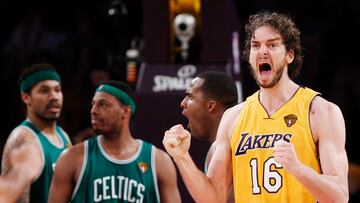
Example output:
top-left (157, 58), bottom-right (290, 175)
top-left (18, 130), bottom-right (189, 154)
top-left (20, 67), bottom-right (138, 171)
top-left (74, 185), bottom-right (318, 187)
top-left (152, 64), bottom-right (197, 92)
top-left (177, 65), bottom-right (197, 78)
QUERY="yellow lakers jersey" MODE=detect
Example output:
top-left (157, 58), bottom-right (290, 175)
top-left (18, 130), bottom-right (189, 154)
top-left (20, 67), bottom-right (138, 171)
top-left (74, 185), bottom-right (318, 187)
top-left (230, 87), bottom-right (321, 203)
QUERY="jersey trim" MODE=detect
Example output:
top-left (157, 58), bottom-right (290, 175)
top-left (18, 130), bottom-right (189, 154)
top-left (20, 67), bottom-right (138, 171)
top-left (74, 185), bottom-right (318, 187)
top-left (151, 145), bottom-right (160, 202)
top-left (58, 127), bottom-right (71, 146)
top-left (71, 141), bottom-right (88, 200)
top-left (19, 125), bottom-right (45, 181)
top-left (258, 86), bottom-right (301, 119)
top-left (24, 119), bottom-right (65, 149)
top-left (96, 136), bottom-right (143, 164)
top-left (308, 94), bottom-right (321, 150)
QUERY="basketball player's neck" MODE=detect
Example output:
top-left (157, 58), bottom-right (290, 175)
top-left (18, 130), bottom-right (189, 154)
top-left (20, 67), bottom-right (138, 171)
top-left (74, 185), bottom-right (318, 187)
top-left (100, 135), bottom-right (139, 160)
top-left (259, 79), bottom-right (299, 115)
top-left (27, 113), bottom-right (57, 134)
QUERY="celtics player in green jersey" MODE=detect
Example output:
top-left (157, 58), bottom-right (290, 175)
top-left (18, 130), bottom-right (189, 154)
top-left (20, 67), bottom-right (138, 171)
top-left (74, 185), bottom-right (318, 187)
top-left (0, 63), bottom-right (71, 203)
top-left (49, 80), bottom-right (181, 203)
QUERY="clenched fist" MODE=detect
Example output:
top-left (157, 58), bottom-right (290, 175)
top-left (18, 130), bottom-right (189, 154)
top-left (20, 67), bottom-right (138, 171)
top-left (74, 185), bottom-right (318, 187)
top-left (163, 124), bottom-right (191, 159)
top-left (273, 140), bottom-right (301, 174)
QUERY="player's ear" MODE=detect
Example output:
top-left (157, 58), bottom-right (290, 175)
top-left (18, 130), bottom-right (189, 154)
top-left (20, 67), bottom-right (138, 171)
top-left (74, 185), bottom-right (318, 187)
top-left (206, 100), bottom-right (217, 113)
top-left (21, 92), bottom-right (31, 105)
top-left (119, 104), bottom-right (132, 121)
top-left (123, 106), bottom-right (132, 119)
top-left (286, 49), bottom-right (294, 64)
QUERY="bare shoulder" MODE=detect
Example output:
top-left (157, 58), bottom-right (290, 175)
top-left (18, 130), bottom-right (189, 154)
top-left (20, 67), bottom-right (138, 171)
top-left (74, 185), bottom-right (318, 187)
top-left (154, 147), bottom-right (173, 165)
top-left (57, 142), bottom-right (85, 164)
top-left (2, 127), bottom-right (41, 174)
top-left (310, 96), bottom-right (344, 124)
top-left (310, 96), bottom-right (345, 142)
top-left (54, 142), bottom-right (85, 181)
top-left (219, 102), bottom-right (245, 141)
top-left (4, 127), bottom-right (39, 148)
top-left (153, 146), bottom-right (178, 190)
top-left (311, 96), bottom-right (342, 115)
top-left (3, 127), bottom-right (40, 157)
top-left (153, 146), bottom-right (180, 202)
top-left (154, 147), bottom-right (177, 175)
top-left (223, 102), bottom-right (244, 118)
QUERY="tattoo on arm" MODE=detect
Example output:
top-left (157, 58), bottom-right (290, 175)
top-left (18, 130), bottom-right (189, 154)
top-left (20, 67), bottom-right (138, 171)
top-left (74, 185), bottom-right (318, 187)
top-left (1, 135), bottom-right (33, 203)
top-left (1, 148), bottom-right (10, 175)
top-left (1, 135), bottom-right (30, 175)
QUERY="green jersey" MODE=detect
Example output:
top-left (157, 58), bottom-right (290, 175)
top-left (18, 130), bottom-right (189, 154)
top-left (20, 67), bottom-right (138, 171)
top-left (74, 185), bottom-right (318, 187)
top-left (71, 136), bottom-right (160, 203)
top-left (20, 120), bottom-right (70, 203)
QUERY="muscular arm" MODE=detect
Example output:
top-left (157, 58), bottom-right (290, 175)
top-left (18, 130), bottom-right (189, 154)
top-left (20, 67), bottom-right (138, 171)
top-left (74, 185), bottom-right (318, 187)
top-left (163, 104), bottom-right (242, 203)
top-left (48, 144), bottom-right (84, 203)
top-left (275, 97), bottom-right (349, 203)
top-left (0, 170), bottom-right (30, 203)
top-left (302, 97), bottom-right (348, 202)
top-left (155, 149), bottom-right (181, 203)
top-left (0, 129), bottom-right (42, 203)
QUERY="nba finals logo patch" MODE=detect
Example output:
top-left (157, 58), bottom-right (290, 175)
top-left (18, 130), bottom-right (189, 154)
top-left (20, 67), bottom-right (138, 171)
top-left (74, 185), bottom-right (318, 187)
top-left (138, 162), bottom-right (149, 173)
top-left (284, 114), bottom-right (297, 127)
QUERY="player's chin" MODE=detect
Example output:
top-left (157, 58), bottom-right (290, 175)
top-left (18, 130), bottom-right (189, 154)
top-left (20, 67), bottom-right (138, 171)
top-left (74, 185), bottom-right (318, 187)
top-left (44, 114), bottom-right (60, 121)
top-left (92, 127), bottom-right (103, 135)
top-left (91, 122), bottom-right (101, 130)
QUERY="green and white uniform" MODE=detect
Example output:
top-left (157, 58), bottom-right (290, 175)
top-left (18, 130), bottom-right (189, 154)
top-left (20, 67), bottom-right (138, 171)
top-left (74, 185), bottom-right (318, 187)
top-left (71, 136), bottom-right (160, 203)
top-left (20, 120), bottom-right (70, 203)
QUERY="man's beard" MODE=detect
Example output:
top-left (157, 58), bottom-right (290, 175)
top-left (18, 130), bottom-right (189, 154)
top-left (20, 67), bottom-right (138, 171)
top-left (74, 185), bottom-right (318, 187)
top-left (93, 128), bottom-right (101, 135)
top-left (40, 102), bottom-right (61, 121)
top-left (37, 112), bottom-right (59, 122)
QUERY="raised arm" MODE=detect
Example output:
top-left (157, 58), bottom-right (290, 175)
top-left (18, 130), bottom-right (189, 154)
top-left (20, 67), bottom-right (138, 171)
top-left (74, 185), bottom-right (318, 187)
top-left (0, 129), bottom-right (42, 203)
top-left (274, 96), bottom-right (349, 203)
top-left (155, 148), bottom-right (181, 203)
top-left (48, 144), bottom-right (83, 203)
top-left (163, 104), bottom-right (242, 203)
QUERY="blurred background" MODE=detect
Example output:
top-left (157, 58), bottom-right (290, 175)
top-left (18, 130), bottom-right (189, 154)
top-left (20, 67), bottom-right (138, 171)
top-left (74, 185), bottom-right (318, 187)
top-left (0, 0), bottom-right (359, 202)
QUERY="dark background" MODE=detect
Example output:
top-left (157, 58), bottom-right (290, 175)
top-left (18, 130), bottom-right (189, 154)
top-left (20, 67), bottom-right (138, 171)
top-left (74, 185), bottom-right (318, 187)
top-left (0, 0), bottom-right (359, 202)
